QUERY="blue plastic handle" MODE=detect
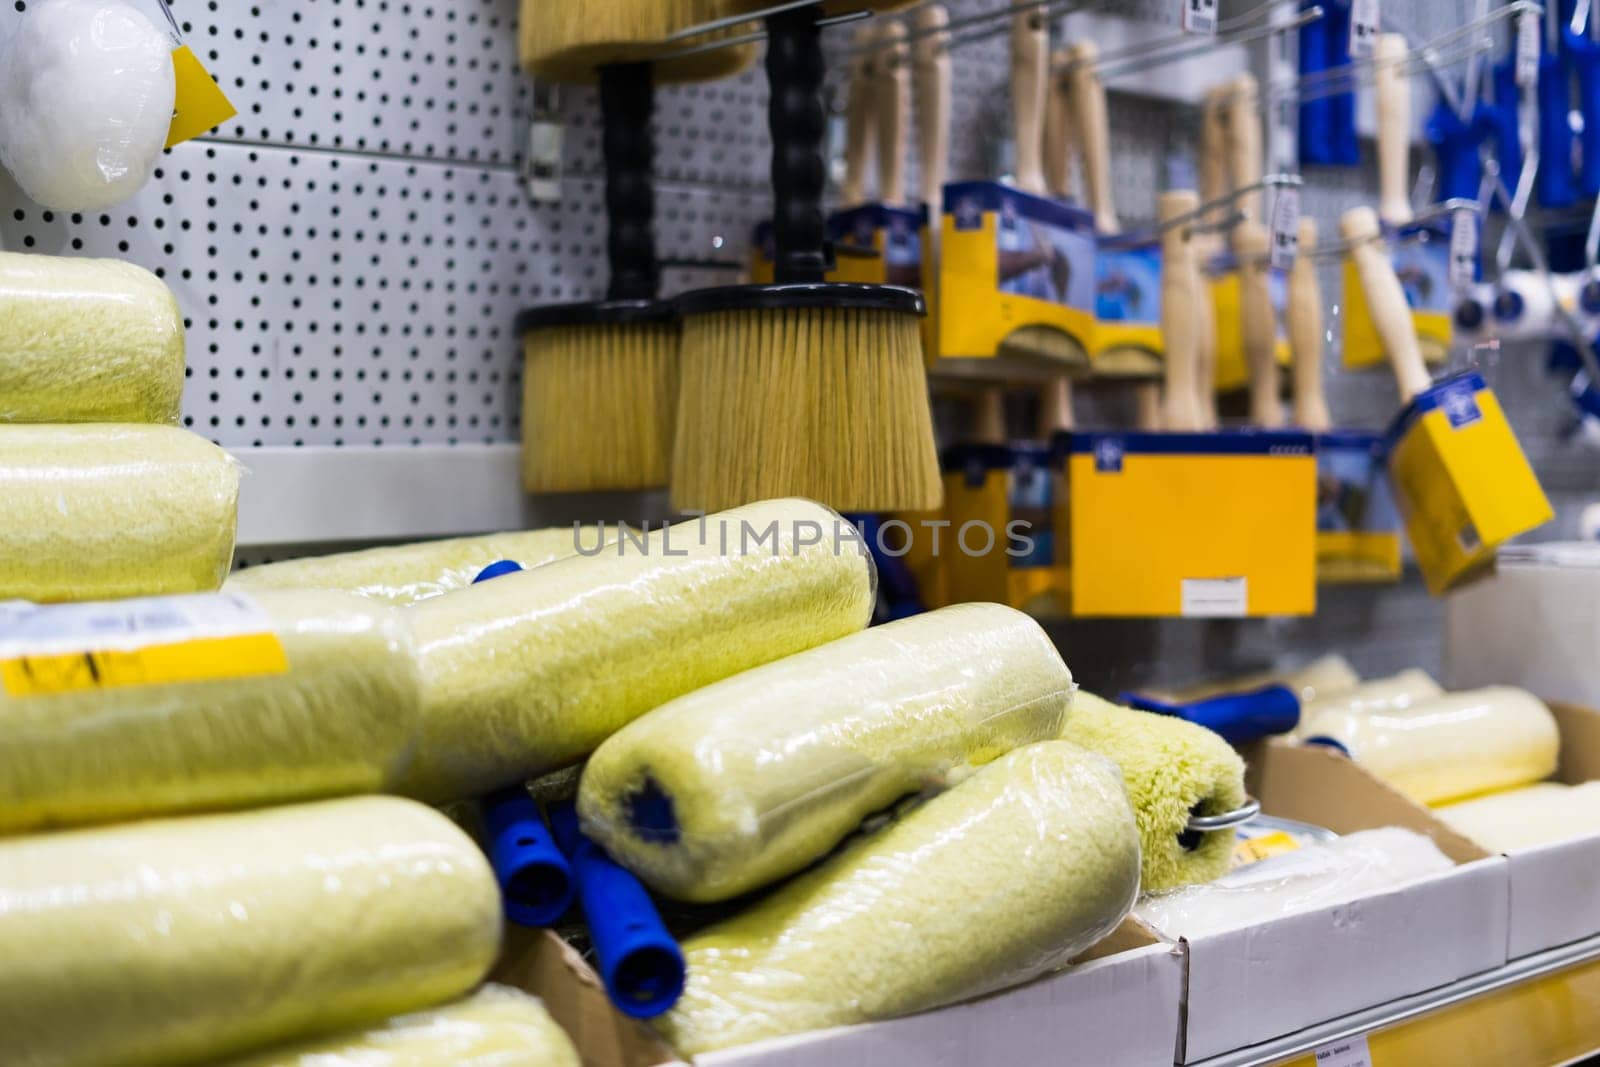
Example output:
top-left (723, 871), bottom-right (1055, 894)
top-left (845, 513), bottom-right (924, 621)
top-left (1487, 58), bottom-right (1523, 204)
top-left (548, 801), bottom-right (685, 1019)
top-left (1426, 96), bottom-right (1484, 202)
top-left (481, 787), bottom-right (575, 928)
top-left (1568, 29), bottom-right (1600, 196)
top-left (1540, 48), bottom-right (1579, 208)
top-left (1121, 684), bottom-right (1301, 745)
top-left (1298, 0), bottom-right (1359, 166)
top-left (473, 558), bottom-right (524, 583)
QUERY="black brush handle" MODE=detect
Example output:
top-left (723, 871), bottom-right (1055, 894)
top-left (600, 62), bottom-right (658, 302)
top-left (766, 4), bottom-right (829, 284)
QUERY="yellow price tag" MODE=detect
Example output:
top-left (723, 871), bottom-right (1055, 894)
top-left (1232, 829), bottom-right (1303, 867)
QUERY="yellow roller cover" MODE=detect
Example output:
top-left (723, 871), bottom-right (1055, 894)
top-left (0, 589), bottom-right (419, 835)
top-left (580, 602), bottom-right (1073, 902)
top-left (1062, 692), bottom-right (1247, 892)
top-left (0, 251), bottom-right (184, 424)
top-left (210, 985), bottom-right (578, 1067)
top-left (1292, 668), bottom-right (1441, 738)
top-left (227, 526), bottom-right (604, 605)
top-left (0, 424), bottom-right (238, 602)
top-left (400, 498), bottom-right (875, 803)
top-left (656, 741), bottom-right (1141, 1057)
top-left (1435, 782), bottom-right (1600, 851)
top-left (0, 796), bottom-right (502, 1067)
top-left (1165, 654), bottom-right (1360, 705)
top-left (1302, 686), bottom-right (1560, 805)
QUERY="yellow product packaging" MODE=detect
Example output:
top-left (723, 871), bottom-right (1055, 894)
top-left (1066, 430), bottom-right (1317, 617)
top-left (934, 181), bottom-right (1096, 370)
top-left (1342, 221), bottom-right (1454, 369)
top-left (1383, 371), bottom-right (1551, 593)
top-left (1208, 249), bottom-right (1290, 393)
top-left (1315, 430), bottom-right (1403, 583)
top-left (748, 205), bottom-right (921, 286)
top-left (938, 441), bottom-right (1066, 614)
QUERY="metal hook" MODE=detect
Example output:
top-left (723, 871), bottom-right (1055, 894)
top-left (1093, 6), bottom-right (1322, 81)
top-left (654, 7), bottom-right (873, 63)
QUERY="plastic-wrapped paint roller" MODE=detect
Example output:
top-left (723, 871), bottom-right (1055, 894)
top-left (226, 527), bottom-right (601, 605)
top-left (482, 786), bottom-right (574, 928)
top-left (1062, 692), bottom-right (1247, 892)
top-left (1163, 654), bottom-right (1360, 706)
top-left (1137, 828), bottom-right (1454, 938)
top-left (548, 800), bottom-right (685, 1019)
top-left (578, 603), bottom-right (1073, 902)
top-left (1435, 782), bottom-right (1600, 851)
top-left (656, 741), bottom-right (1141, 1057)
top-left (0, 424), bottom-right (239, 602)
top-left (0, 796), bottom-right (502, 1067)
top-left (0, 589), bottom-right (419, 835)
top-left (0, 0), bottom-right (176, 212)
top-left (1303, 686), bottom-right (1560, 805)
top-left (0, 251), bottom-right (184, 424)
top-left (211, 985), bottom-right (580, 1067)
top-left (1291, 668), bottom-right (1442, 738)
top-left (399, 498), bottom-right (876, 803)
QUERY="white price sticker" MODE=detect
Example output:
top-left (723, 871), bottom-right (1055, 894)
top-left (1181, 577), bottom-right (1247, 617)
top-left (1314, 1035), bottom-right (1373, 1067)
top-left (1515, 11), bottom-right (1539, 88)
top-left (1450, 207), bottom-right (1478, 288)
top-left (1269, 186), bottom-right (1301, 270)
top-left (1349, 0), bottom-right (1380, 57)
top-left (1182, 0), bottom-right (1218, 36)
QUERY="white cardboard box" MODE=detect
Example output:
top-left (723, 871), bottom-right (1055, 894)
top-left (1171, 743), bottom-right (1510, 1063)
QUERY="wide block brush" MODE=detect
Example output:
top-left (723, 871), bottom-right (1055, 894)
top-left (519, 1), bottom-right (757, 85)
top-left (671, 4), bottom-right (940, 513)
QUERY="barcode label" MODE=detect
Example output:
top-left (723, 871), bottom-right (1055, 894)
top-left (1450, 208), bottom-right (1478, 288)
top-left (1182, 577), bottom-right (1248, 617)
top-left (1349, 0), bottom-right (1380, 57)
top-left (1270, 186), bottom-right (1301, 270)
top-left (1515, 11), bottom-right (1539, 88)
top-left (1182, 0), bottom-right (1218, 35)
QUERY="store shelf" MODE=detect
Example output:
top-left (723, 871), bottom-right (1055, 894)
top-left (1196, 933), bottom-right (1600, 1067)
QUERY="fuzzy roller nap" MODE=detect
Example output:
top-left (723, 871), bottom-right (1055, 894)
top-left (0, 797), bottom-right (502, 1067)
top-left (1302, 686), bottom-right (1560, 805)
top-left (0, 424), bottom-right (239, 602)
top-left (0, 252), bottom-right (184, 424)
top-left (1436, 782), bottom-right (1600, 851)
top-left (227, 527), bottom-right (600, 605)
top-left (579, 603), bottom-right (1073, 902)
top-left (656, 741), bottom-right (1140, 1057)
top-left (1291, 669), bottom-right (1442, 738)
top-left (1062, 692), bottom-right (1248, 893)
top-left (399, 498), bottom-right (875, 803)
top-left (0, 589), bottom-right (419, 835)
top-left (212, 986), bottom-right (579, 1067)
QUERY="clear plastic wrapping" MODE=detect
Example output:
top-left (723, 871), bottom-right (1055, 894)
top-left (1136, 828), bottom-right (1455, 939)
top-left (1165, 654), bottom-right (1361, 706)
top-left (0, 796), bottom-right (502, 1067)
top-left (579, 603), bottom-right (1073, 902)
top-left (656, 741), bottom-right (1141, 1058)
top-left (0, 589), bottom-right (419, 834)
top-left (0, 252), bottom-right (185, 424)
top-left (212, 985), bottom-right (579, 1067)
top-left (1062, 692), bottom-right (1248, 893)
top-left (0, 0), bottom-right (176, 212)
top-left (398, 498), bottom-right (876, 803)
top-left (1291, 668), bottom-right (1442, 738)
top-left (227, 526), bottom-right (606, 605)
top-left (1436, 782), bottom-right (1600, 851)
top-left (1302, 686), bottom-right (1560, 805)
top-left (0, 424), bottom-right (239, 602)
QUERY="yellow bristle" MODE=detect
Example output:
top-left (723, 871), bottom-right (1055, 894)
top-left (672, 306), bottom-right (942, 513)
top-left (521, 322), bottom-right (678, 493)
top-left (518, 0), bottom-right (758, 86)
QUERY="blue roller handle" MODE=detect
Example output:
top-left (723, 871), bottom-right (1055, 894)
top-left (1488, 58), bottom-right (1524, 203)
top-left (1120, 684), bottom-right (1301, 745)
top-left (1325, 0), bottom-right (1359, 166)
top-left (1540, 48), bottom-right (1579, 208)
top-left (548, 801), bottom-right (685, 1019)
top-left (1568, 29), bottom-right (1600, 196)
top-left (481, 787), bottom-right (575, 928)
top-left (1426, 97), bottom-right (1484, 202)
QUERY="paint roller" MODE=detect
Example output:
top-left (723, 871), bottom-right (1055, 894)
top-left (577, 603), bottom-right (1073, 902)
top-left (1062, 692), bottom-right (1250, 892)
top-left (1123, 685), bottom-right (1302, 745)
top-left (1293, 669), bottom-right (1442, 737)
top-left (655, 741), bottom-right (1141, 1058)
top-left (1303, 686), bottom-right (1561, 805)
top-left (1436, 781), bottom-right (1600, 851)
top-left (1162, 654), bottom-right (1361, 706)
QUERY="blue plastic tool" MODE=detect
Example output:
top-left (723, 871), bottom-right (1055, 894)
top-left (846, 513), bottom-right (925, 622)
top-left (1120, 685), bottom-right (1301, 745)
top-left (473, 558), bottom-right (524, 583)
top-left (1425, 96), bottom-right (1486, 202)
top-left (549, 801), bottom-right (686, 1019)
top-left (1568, 27), bottom-right (1600, 196)
top-left (1487, 58), bottom-right (1524, 204)
top-left (481, 786), bottom-right (575, 928)
top-left (1299, 0), bottom-right (1359, 166)
top-left (1540, 45), bottom-right (1579, 208)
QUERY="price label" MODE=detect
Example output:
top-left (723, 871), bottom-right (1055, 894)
top-left (1349, 0), bottom-right (1380, 57)
top-left (1315, 1035), bottom-right (1373, 1067)
top-left (1450, 207), bottom-right (1479, 288)
top-left (1182, 0), bottom-right (1218, 36)
top-left (1270, 186), bottom-right (1301, 270)
top-left (1515, 10), bottom-right (1539, 88)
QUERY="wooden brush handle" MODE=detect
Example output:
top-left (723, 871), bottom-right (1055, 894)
top-left (1044, 48), bottom-right (1077, 200)
top-left (1041, 376), bottom-right (1075, 434)
top-left (1200, 85), bottom-right (1231, 214)
top-left (876, 19), bottom-right (909, 207)
top-left (1069, 39), bottom-right (1117, 233)
top-left (842, 24), bottom-right (878, 207)
top-left (1160, 190), bottom-right (1203, 432)
top-left (600, 63), bottom-right (659, 302)
top-left (1194, 261), bottom-right (1219, 430)
top-left (1135, 381), bottom-right (1164, 431)
top-left (1341, 206), bottom-right (1431, 402)
top-left (1225, 74), bottom-right (1263, 222)
top-left (1375, 33), bottom-right (1413, 227)
top-left (1010, 5), bottom-right (1049, 196)
top-left (1288, 217), bottom-right (1332, 431)
top-left (912, 5), bottom-right (951, 215)
top-left (766, 5), bottom-right (829, 283)
top-left (1234, 219), bottom-right (1284, 428)
top-left (973, 387), bottom-right (1007, 443)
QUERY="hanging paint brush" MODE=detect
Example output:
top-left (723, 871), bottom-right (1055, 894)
top-left (875, 19), bottom-right (909, 209)
top-left (1160, 190), bottom-right (1205, 432)
top-left (1044, 47), bottom-right (1079, 204)
top-left (840, 24), bottom-right (879, 208)
top-left (1375, 33), bottom-right (1413, 228)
